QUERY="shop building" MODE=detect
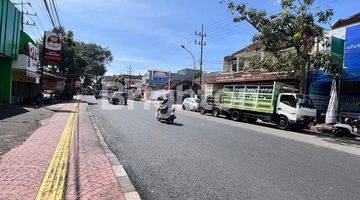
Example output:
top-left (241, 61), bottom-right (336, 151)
top-left (203, 43), bottom-right (297, 100)
top-left (0, 0), bottom-right (21, 103)
top-left (11, 31), bottom-right (40, 104)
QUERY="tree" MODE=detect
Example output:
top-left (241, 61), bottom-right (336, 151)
top-left (38, 26), bottom-right (113, 99)
top-left (222, 0), bottom-right (334, 93)
top-left (75, 41), bottom-right (113, 87)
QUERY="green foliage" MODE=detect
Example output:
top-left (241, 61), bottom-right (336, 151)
top-left (222, 0), bottom-right (334, 92)
top-left (38, 26), bottom-right (113, 98)
top-left (248, 53), bottom-right (302, 73)
top-left (112, 76), bottom-right (126, 86)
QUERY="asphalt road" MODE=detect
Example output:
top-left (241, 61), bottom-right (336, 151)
top-left (85, 96), bottom-right (360, 200)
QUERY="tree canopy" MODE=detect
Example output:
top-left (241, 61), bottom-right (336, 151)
top-left (38, 26), bottom-right (112, 98)
top-left (222, 0), bottom-right (334, 93)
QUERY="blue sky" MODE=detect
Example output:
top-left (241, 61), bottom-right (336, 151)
top-left (22, 0), bottom-right (360, 75)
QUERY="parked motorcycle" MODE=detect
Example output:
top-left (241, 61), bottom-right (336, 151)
top-left (333, 118), bottom-right (360, 137)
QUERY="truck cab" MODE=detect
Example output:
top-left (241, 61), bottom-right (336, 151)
top-left (276, 93), bottom-right (317, 129)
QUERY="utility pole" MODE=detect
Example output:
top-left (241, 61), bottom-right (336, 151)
top-left (127, 65), bottom-right (132, 92)
top-left (15, 1), bottom-right (36, 31)
top-left (195, 24), bottom-right (206, 85)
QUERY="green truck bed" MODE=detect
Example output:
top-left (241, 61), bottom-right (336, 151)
top-left (220, 81), bottom-right (296, 114)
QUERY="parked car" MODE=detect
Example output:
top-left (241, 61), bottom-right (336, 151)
top-left (182, 97), bottom-right (200, 111)
top-left (99, 90), bottom-right (109, 99)
top-left (108, 92), bottom-right (127, 105)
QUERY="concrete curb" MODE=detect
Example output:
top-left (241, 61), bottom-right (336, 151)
top-left (85, 103), bottom-right (141, 200)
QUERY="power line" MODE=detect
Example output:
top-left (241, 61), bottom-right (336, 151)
top-left (42, 0), bottom-right (57, 29)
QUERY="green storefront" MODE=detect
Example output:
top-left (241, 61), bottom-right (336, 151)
top-left (0, 0), bottom-right (21, 103)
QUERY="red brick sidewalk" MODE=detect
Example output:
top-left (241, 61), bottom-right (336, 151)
top-left (0, 102), bottom-right (125, 200)
top-left (65, 102), bottom-right (125, 200)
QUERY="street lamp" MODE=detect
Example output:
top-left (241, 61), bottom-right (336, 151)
top-left (180, 45), bottom-right (196, 94)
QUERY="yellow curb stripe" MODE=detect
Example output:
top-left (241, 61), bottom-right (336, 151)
top-left (35, 103), bottom-right (78, 200)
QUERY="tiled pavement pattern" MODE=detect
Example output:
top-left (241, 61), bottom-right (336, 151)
top-left (65, 102), bottom-right (125, 200)
top-left (0, 103), bottom-right (73, 200)
top-left (0, 102), bottom-right (125, 200)
top-left (0, 104), bottom-right (59, 158)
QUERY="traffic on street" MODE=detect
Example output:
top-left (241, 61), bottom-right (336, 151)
top-left (86, 96), bottom-right (360, 200)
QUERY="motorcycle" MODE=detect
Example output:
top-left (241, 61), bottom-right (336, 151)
top-left (156, 101), bottom-right (176, 124)
top-left (333, 118), bottom-right (360, 137)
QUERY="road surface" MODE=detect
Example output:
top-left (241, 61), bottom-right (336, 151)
top-left (85, 96), bottom-right (360, 200)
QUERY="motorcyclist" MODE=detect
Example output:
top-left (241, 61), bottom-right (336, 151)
top-left (159, 93), bottom-right (173, 113)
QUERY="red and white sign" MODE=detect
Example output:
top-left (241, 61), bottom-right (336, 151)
top-left (28, 42), bottom-right (39, 61)
top-left (44, 31), bottom-right (62, 62)
top-left (75, 81), bottom-right (82, 88)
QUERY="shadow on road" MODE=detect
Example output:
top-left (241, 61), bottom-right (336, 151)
top-left (0, 105), bottom-right (29, 120)
top-left (170, 122), bottom-right (184, 126)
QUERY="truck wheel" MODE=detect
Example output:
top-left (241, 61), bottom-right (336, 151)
top-left (182, 105), bottom-right (186, 110)
top-left (200, 108), bottom-right (205, 115)
top-left (213, 109), bottom-right (220, 117)
top-left (277, 116), bottom-right (289, 130)
top-left (231, 111), bottom-right (242, 121)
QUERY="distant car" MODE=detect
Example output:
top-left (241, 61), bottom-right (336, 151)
top-left (109, 92), bottom-right (127, 105)
top-left (182, 97), bottom-right (200, 111)
top-left (99, 90), bottom-right (109, 99)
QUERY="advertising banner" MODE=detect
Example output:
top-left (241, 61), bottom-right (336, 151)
top-left (152, 71), bottom-right (168, 81)
top-left (44, 31), bottom-right (62, 62)
top-left (340, 81), bottom-right (360, 117)
top-left (344, 24), bottom-right (360, 81)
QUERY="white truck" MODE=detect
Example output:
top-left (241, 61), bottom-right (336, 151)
top-left (207, 81), bottom-right (317, 130)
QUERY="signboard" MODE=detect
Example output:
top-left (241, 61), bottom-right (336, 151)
top-left (28, 42), bottom-right (39, 61)
top-left (43, 79), bottom-right (64, 91)
top-left (331, 36), bottom-right (345, 71)
top-left (12, 54), bottom-right (38, 74)
top-left (152, 71), bottom-right (168, 81)
top-left (75, 81), bottom-right (82, 88)
top-left (44, 31), bottom-right (62, 62)
top-left (344, 24), bottom-right (360, 81)
top-left (340, 81), bottom-right (360, 117)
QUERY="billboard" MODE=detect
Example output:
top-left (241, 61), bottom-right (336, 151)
top-left (44, 31), bottom-right (62, 62)
top-left (344, 24), bottom-right (360, 81)
top-left (152, 71), bottom-right (168, 81)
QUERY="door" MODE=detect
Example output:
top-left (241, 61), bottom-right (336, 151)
top-left (277, 94), bottom-right (297, 122)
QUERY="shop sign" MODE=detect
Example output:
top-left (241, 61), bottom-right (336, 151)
top-left (75, 81), bottom-right (82, 88)
top-left (344, 24), bottom-right (360, 81)
top-left (44, 31), bottom-right (62, 62)
top-left (152, 71), bottom-right (168, 81)
top-left (12, 54), bottom-right (38, 74)
top-left (43, 79), bottom-right (64, 91)
top-left (28, 42), bottom-right (39, 61)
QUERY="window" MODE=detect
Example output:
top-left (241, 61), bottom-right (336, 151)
top-left (237, 59), bottom-right (244, 72)
top-left (280, 95), bottom-right (296, 108)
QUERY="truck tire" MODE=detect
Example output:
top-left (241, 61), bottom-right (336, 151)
top-left (277, 115), bottom-right (289, 130)
top-left (213, 109), bottom-right (220, 117)
top-left (200, 108), bottom-right (205, 115)
top-left (231, 110), bottom-right (242, 121)
top-left (182, 105), bottom-right (186, 110)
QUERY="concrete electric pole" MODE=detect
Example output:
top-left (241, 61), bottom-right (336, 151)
top-left (195, 24), bottom-right (206, 85)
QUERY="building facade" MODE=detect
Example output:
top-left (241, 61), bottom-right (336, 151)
top-left (0, 0), bottom-right (21, 103)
